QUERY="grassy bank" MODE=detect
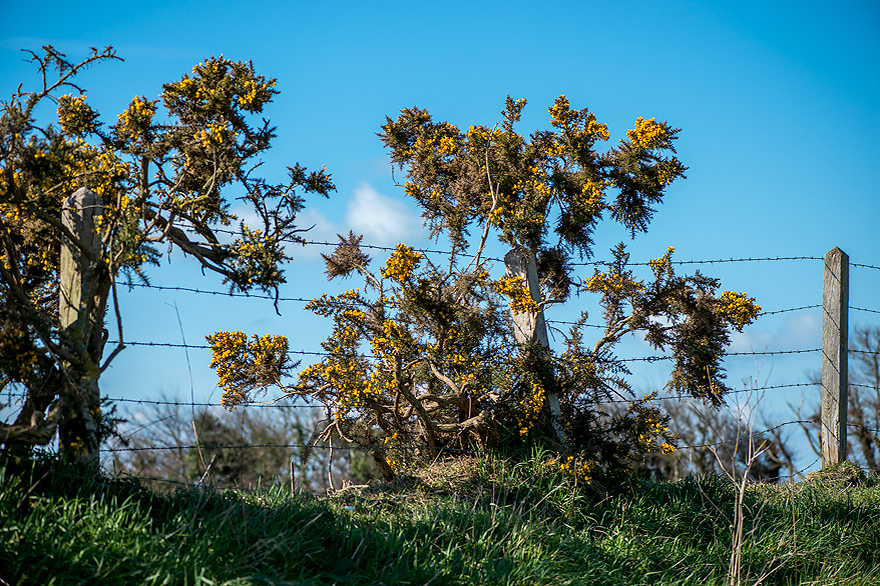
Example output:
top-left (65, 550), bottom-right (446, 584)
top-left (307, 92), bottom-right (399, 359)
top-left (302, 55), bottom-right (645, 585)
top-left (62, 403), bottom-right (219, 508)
top-left (1, 451), bottom-right (878, 585)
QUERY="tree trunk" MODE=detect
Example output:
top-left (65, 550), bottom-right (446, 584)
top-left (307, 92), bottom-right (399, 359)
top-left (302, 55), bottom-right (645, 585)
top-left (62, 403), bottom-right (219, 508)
top-left (504, 247), bottom-right (565, 446)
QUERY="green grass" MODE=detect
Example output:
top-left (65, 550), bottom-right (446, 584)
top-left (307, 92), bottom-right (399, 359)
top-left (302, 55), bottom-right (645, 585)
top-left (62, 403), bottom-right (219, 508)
top-left (1, 450), bottom-right (879, 585)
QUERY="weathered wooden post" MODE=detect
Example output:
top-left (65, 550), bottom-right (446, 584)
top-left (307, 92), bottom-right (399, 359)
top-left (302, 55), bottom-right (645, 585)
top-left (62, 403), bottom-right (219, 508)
top-left (504, 248), bottom-right (565, 446)
top-left (59, 187), bottom-right (103, 468)
top-left (821, 246), bottom-right (849, 467)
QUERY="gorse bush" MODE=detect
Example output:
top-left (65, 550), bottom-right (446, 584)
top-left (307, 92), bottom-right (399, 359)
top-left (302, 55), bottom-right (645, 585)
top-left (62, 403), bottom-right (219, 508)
top-left (0, 47), bottom-right (332, 462)
top-left (209, 96), bottom-right (760, 484)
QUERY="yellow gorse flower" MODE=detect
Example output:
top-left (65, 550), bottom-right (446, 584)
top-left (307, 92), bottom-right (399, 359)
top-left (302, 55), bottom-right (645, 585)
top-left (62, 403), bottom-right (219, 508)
top-left (57, 94), bottom-right (99, 135)
top-left (497, 276), bottom-right (540, 315)
top-left (716, 291), bottom-right (761, 332)
top-left (626, 117), bottom-right (671, 150)
top-left (381, 243), bottom-right (422, 283)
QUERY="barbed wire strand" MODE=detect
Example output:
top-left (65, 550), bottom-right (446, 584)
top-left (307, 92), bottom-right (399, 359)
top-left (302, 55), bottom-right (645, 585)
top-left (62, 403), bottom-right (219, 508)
top-left (110, 340), bottom-right (822, 363)
top-left (105, 443), bottom-right (482, 454)
top-left (679, 420), bottom-right (814, 449)
top-left (108, 397), bottom-right (318, 409)
top-left (122, 283), bottom-right (313, 303)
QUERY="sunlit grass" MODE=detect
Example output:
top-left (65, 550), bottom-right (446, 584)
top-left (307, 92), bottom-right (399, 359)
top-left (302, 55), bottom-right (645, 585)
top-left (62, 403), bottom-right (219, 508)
top-left (1, 450), bottom-right (878, 585)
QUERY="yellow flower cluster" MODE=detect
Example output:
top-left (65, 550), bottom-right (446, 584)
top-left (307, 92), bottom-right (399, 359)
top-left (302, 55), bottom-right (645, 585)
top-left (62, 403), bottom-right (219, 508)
top-left (582, 112), bottom-right (610, 141)
top-left (648, 247), bottom-right (676, 278)
top-left (625, 117), bottom-right (670, 150)
top-left (497, 276), bottom-right (540, 315)
top-left (548, 455), bottom-right (593, 484)
top-left (207, 330), bottom-right (249, 403)
top-left (517, 380), bottom-right (546, 436)
top-left (639, 413), bottom-right (667, 441)
top-left (578, 180), bottom-right (608, 215)
top-left (194, 122), bottom-right (231, 149)
top-left (116, 96), bottom-right (156, 141)
top-left (655, 159), bottom-right (687, 186)
top-left (237, 78), bottom-right (274, 110)
top-left (381, 243), bottom-right (422, 283)
top-left (585, 269), bottom-right (644, 297)
top-left (437, 135), bottom-right (457, 156)
top-left (298, 298), bottom-right (383, 415)
top-left (370, 319), bottom-right (409, 358)
top-left (548, 95), bottom-right (573, 128)
top-left (716, 291), bottom-right (761, 332)
top-left (57, 94), bottom-right (98, 135)
top-left (206, 330), bottom-right (290, 408)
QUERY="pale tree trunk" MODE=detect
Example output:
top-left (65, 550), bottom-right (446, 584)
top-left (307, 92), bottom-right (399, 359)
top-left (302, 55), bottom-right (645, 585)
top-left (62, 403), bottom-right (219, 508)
top-left (504, 247), bottom-right (565, 446)
top-left (58, 187), bottom-right (109, 469)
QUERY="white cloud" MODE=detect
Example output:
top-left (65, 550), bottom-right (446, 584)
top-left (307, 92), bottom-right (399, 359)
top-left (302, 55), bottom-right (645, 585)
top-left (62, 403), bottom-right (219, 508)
top-left (345, 182), bottom-right (421, 245)
top-left (728, 311), bottom-right (820, 353)
top-left (226, 182), bottom-right (424, 263)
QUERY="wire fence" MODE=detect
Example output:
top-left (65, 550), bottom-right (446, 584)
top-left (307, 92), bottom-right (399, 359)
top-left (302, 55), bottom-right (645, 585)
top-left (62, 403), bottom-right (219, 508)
top-left (6, 247), bottom-right (879, 487)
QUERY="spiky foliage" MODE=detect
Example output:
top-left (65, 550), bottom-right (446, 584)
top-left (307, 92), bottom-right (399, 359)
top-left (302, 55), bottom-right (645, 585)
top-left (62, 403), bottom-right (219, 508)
top-left (208, 96), bottom-right (759, 485)
top-left (0, 46), bottom-right (333, 460)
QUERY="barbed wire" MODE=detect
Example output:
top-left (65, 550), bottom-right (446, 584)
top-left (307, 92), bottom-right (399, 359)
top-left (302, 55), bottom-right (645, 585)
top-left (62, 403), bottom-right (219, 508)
top-left (727, 348), bottom-right (820, 357)
top-left (108, 339), bottom-right (824, 367)
top-left (679, 420), bottom-right (814, 449)
top-left (107, 397), bottom-right (317, 409)
top-left (852, 307), bottom-right (880, 315)
top-left (851, 263), bottom-right (880, 271)
top-left (302, 240), bottom-right (505, 263)
top-left (105, 420), bottom-right (819, 454)
top-left (113, 250), bottom-right (851, 305)
top-left (104, 442), bottom-right (482, 454)
top-left (109, 340), bottom-right (377, 361)
top-left (850, 383), bottom-right (879, 391)
top-left (122, 283), bottom-right (313, 303)
top-left (571, 255), bottom-right (822, 267)
top-left (545, 319), bottom-right (605, 329)
top-left (759, 305), bottom-right (821, 316)
top-left (847, 422), bottom-right (880, 435)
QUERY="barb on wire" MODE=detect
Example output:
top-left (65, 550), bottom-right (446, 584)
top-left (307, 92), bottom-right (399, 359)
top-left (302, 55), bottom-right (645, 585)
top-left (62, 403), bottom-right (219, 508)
top-left (851, 306), bottom-right (880, 315)
top-left (852, 263), bottom-right (880, 271)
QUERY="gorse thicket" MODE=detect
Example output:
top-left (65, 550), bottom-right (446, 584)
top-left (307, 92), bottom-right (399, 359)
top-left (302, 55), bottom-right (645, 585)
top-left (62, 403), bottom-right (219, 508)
top-left (209, 96), bottom-right (760, 485)
top-left (0, 47), bottom-right (332, 464)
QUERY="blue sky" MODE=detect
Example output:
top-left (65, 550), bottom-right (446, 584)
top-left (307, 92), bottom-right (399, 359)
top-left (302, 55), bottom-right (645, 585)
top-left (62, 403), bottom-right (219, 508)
top-left (2, 1), bottom-right (879, 471)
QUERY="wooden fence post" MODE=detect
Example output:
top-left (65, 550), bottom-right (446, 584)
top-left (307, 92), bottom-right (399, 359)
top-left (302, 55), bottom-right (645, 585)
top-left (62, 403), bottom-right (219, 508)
top-left (821, 246), bottom-right (849, 467)
top-left (59, 187), bottom-right (103, 468)
top-left (504, 248), bottom-right (565, 446)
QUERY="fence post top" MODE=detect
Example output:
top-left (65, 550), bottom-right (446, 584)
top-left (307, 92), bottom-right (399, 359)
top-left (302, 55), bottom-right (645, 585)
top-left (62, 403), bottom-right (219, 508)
top-left (64, 186), bottom-right (101, 208)
top-left (825, 247), bottom-right (848, 260)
